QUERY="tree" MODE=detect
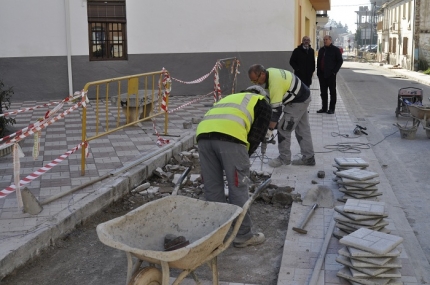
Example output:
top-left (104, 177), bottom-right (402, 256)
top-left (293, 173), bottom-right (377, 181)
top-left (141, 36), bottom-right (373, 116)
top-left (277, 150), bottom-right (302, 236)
top-left (355, 29), bottom-right (362, 47)
top-left (0, 80), bottom-right (16, 137)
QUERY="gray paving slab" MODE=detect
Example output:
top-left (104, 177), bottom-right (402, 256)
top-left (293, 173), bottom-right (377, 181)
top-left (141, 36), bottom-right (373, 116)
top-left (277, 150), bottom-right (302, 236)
top-left (336, 255), bottom-right (393, 276)
top-left (338, 247), bottom-right (395, 266)
top-left (343, 199), bottom-right (386, 216)
top-left (339, 228), bottom-right (403, 255)
top-left (348, 246), bottom-right (401, 258)
top-left (334, 157), bottom-right (369, 167)
top-left (336, 169), bottom-right (379, 181)
top-left (349, 256), bottom-right (401, 269)
top-left (335, 206), bottom-right (388, 221)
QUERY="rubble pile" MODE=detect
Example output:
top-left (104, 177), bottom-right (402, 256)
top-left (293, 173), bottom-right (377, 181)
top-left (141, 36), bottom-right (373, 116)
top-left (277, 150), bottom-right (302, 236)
top-left (124, 146), bottom-right (300, 210)
top-left (336, 228), bottom-right (403, 285)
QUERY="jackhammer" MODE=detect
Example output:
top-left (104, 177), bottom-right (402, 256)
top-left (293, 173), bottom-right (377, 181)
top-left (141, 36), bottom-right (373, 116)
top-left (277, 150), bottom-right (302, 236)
top-left (260, 137), bottom-right (276, 170)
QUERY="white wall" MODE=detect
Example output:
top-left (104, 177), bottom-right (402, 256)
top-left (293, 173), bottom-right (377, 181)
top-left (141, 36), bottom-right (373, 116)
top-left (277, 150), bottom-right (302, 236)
top-left (126, 0), bottom-right (294, 54)
top-left (0, 0), bottom-right (295, 57)
top-left (0, 0), bottom-right (68, 57)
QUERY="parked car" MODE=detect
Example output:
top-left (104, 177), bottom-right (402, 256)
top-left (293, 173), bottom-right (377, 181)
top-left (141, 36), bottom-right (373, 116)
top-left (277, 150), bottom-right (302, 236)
top-left (368, 45), bottom-right (377, 53)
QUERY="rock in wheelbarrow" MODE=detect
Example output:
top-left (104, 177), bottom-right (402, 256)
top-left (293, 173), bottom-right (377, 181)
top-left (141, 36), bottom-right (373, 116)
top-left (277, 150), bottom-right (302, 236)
top-left (164, 234), bottom-right (190, 251)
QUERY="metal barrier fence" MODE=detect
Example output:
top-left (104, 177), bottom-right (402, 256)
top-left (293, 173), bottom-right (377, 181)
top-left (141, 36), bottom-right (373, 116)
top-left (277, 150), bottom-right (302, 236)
top-left (80, 70), bottom-right (171, 175)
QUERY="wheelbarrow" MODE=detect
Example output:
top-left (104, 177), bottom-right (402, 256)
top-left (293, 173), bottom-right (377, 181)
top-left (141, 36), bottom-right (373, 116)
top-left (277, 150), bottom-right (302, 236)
top-left (407, 104), bottom-right (430, 138)
top-left (96, 178), bottom-right (271, 285)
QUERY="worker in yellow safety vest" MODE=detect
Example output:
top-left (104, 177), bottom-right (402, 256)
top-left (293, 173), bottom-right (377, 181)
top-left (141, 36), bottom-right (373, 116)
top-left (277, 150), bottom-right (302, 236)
top-left (196, 85), bottom-right (271, 248)
top-left (248, 64), bottom-right (315, 167)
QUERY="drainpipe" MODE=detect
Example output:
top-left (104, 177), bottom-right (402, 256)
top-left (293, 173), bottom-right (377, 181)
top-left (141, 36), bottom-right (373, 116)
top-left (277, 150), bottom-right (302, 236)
top-left (64, 0), bottom-right (74, 94)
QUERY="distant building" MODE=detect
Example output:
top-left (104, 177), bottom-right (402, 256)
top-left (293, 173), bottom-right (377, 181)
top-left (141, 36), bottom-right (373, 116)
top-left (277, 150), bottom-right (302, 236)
top-left (376, 0), bottom-right (430, 71)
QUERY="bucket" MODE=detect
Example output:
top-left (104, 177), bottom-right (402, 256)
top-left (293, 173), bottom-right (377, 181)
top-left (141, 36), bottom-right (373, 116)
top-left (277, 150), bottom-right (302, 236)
top-left (398, 126), bottom-right (417, 140)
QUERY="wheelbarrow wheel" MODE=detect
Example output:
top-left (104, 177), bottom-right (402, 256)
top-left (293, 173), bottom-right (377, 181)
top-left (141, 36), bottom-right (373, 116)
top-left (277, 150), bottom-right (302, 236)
top-left (128, 266), bottom-right (162, 285)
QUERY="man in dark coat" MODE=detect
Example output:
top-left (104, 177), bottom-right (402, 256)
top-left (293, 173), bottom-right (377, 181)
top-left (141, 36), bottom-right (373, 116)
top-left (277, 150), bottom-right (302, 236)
top-left (289, 36), bottom-right (315, 88)
top-left (316, 35), bottom-right (343, 114)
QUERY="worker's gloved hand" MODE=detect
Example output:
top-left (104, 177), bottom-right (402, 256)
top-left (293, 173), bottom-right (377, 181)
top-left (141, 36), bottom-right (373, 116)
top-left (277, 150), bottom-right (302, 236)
top-left (265, 129), bottom-right (274, 141)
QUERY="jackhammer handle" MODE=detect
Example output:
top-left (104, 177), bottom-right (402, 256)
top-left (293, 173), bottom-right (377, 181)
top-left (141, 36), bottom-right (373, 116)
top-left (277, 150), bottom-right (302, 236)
top-left (293, 203), bottom-right (318, 234)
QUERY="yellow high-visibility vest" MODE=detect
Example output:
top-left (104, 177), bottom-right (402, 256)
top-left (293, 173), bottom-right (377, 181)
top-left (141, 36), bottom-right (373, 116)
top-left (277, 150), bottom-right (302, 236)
top-left (196, 92), bottom-right (265, 149)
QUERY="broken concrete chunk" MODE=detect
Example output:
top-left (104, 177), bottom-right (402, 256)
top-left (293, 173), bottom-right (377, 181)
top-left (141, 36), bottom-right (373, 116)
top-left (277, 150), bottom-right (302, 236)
top-left (180, 151), bottom-right (192, 158)
top-left (147, 186), bottom-right (159, 194)
top-left (183, 121), bottom-right (192, 129)
top-left (172, 174), bottom-right (188, 185)
top-left (153, 167), bottom-right (166, 178)
top-left (192, 117), bottom-right (202, 124)
top-left (165, 164), bottom-right (180, 171)
top-left (133, 182), bottom-right (151, 193)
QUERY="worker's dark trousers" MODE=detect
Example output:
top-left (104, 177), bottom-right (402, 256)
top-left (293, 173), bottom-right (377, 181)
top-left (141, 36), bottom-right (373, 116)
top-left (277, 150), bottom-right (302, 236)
top-left (318, 74), bottom-right (337, 112)
top-left (197, 139), bottom-right (253, 242)
top-left (277, 96), bottom-right (314, 162)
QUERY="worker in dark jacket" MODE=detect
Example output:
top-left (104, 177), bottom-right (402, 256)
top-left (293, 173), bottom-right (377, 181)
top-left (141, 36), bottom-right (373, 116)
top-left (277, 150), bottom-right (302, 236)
top-left (316, 35), bottom-right (343, 114)
top-left (289, 36), bottom-right (315, 88)
top-left (196, 85), bottom-right (272, 248)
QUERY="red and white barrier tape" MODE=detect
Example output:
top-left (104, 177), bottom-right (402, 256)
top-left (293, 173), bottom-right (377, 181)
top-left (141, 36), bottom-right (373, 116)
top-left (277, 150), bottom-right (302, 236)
top-left (168, 91), bottom-right (213, 114)
top-left (213, 65), bottom-right (221, 102)
top-left (1, 94), bottom-right (87, 145)
top-left (161, 69), bottom-right (171, 112)
top-left (170, 62), bottom-right (220, 85)
top-left (0, 92), bottom-right (82, 118)
top-left (0, 92), bottom-right (86, 144)
top-left (0, 141), bottom-right (88, 198)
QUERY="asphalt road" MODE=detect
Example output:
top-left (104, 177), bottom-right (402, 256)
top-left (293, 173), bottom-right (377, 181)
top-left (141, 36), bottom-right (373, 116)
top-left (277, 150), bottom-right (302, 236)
top-left (337, 61), bottom-right (430, 265)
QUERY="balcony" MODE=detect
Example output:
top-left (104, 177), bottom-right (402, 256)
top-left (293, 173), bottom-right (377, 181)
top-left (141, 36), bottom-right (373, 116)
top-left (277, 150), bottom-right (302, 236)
top-left (310, 0), bottom-right (330, 11)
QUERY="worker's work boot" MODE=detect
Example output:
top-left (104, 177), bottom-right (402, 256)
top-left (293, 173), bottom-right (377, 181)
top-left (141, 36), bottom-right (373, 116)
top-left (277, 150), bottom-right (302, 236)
top-left (292, 155), bottom-right (316, 166)
top-left (268, 157), bottom-right (291, 168)
top-left (233, 232), bottom-right (265, 248)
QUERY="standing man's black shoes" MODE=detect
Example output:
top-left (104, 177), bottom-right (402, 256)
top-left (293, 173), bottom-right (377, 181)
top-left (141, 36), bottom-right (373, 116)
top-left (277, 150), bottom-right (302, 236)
top-left (327, 110), bottom-right (335, 114)
top-left (316, 109), bottom-right (327, 113)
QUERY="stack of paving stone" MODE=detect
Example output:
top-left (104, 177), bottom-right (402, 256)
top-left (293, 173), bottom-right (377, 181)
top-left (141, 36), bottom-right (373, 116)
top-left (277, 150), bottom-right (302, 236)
top-left (333, 158), bottom-right (382, 202)
top-left (333, 198), bottom-right (391, 239)
top-left (336, 228), bottom-right (403, 285)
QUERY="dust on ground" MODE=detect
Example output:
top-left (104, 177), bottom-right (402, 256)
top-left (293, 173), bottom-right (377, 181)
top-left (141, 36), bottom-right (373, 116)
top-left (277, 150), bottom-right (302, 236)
top-left (1, 158), bottom-right (291, 285)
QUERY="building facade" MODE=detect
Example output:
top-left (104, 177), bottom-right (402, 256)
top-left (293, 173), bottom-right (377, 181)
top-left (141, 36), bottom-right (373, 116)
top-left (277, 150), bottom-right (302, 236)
top-left (0, 0), bottom-right (329, 101)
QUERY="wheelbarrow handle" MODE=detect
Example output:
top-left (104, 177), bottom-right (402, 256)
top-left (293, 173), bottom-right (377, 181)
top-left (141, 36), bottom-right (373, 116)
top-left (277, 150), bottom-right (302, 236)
top-left (171, 166), bottom-right (192, 196)
top-left (221, 178), bottom-right (271, 249)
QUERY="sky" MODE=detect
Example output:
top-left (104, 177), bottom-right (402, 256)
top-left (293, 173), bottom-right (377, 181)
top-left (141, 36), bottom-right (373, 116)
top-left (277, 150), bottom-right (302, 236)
top-left (328, 0), bottom-right (372, 34)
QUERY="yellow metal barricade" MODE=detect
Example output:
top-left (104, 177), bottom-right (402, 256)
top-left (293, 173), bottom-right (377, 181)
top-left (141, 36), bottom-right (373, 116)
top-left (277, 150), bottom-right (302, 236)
top-left (80, 70), bottom-right (171, 175)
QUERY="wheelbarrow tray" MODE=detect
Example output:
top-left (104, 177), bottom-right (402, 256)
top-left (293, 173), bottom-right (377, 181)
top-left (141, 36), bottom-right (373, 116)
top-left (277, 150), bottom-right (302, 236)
top-left (96, 195), bottom-right (242, 270)
top-left (407, 105), bottom-right (430, 120)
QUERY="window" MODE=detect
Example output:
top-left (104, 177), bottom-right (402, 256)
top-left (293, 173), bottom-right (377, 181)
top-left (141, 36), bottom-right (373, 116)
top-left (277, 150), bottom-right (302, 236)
top-left (88, 0), bottom-right (127, 61)
top-left (403, 37), bottom-right (408, 55)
